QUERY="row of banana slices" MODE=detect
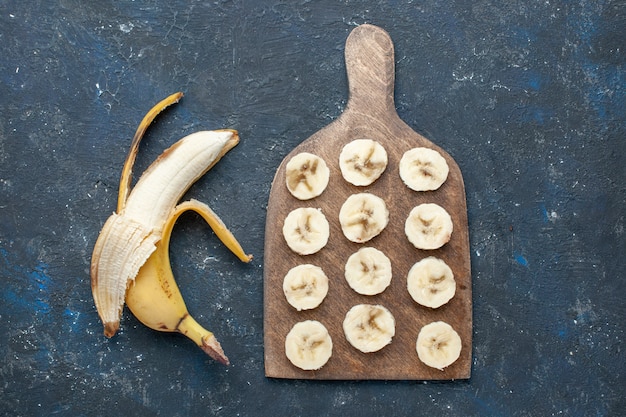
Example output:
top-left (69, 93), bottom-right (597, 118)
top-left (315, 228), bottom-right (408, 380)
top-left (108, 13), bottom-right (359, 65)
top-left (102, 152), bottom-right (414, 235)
top-left (282, 199), bottom-right (453, 254)
top-left (282, 253), bottom-right (455, 309)
top-left (285, 318), bottom-right (462, 372)
top-left (280, 139), bottom-right (461, 373)
top-left (285, 138), bottom-right (450, 199)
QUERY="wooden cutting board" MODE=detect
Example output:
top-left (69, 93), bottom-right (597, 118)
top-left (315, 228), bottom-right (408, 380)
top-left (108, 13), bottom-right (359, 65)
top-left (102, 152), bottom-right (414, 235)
top-left (263, 24), bottom-right (472, 380)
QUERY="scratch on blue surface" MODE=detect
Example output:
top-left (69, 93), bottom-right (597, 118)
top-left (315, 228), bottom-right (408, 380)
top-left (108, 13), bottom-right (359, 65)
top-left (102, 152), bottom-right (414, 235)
top-left (539, 203), bottom-right (550, 223)
top-left (472, 396), bottom-right (500, 415)
top-left (584, 64), bottom-right (624, 126)
top-left (465, 385), bottom-right (504, 416)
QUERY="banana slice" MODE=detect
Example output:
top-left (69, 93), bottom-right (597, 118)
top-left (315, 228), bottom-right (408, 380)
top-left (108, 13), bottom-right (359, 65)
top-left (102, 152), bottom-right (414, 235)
top-left (344, 247), bottom-right (392, 295)
top-left (343, 304), bottom-right (395, 353)
top-left (285, 152), bottom-right (330, 200)
top-left (407, 257), bottom-right (456, 308)
top-left (283, 207), bottom-right (330, 255)
top-left (339, 139), bottom-right (388, 186)
top-left (339, 193), bottom-right (389, 243)
top-left (283, 264), bottom-right (329, 311)
top-left (399, 147), bottom-right (449, 191)
top-left (285, 320), bottom-right (333, 370)
top-left (405, 203), bottom-right (453, 250)
top-left (416, 321), bottom-right (462, 370)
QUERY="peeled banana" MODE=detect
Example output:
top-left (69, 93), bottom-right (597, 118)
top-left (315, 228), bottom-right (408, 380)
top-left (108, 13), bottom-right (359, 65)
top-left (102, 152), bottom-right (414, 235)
top-left (416, 321), bottom-right (462, 370)
top-left (282, 264), bottom-right (329, 311)
top-left (91, 93), bottom-right (251, 363)
top-left (285, 152), bottom-right (330, 200)
top-left (285, 320), bottom-right (333, 370)
top-left (339, 139), bottom-right (388, 186)
top-left (407, 257), bottom-right (456, 308)
top-left (343, 304), bottom-right (395, 353)
top-left (344, 247), bottom-right (392, 295)
top-left (405, 203), bottom-right (453, 250)
top-left (339, 193), bottom-right (389, 243)
top-left (399, 147), bottom-right (449, 191)
top-left (282, 207), bottom-right (330, 255)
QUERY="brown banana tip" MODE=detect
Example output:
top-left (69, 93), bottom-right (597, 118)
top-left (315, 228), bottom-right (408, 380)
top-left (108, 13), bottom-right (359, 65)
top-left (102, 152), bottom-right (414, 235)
top-left (202, 334), bottom-right (230, 366)
top-left (228, 131), bottom-right (240, 144)
top-left (103, 321), bottom-right (120, 338)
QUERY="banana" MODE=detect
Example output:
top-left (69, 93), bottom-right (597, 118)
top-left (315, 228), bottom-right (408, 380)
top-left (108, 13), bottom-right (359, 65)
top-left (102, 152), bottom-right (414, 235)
top-left (125, 199), bottom-right (251, 365)
top-left (399, 147), bottom-right (449, 191)
top-left (339, 139), bottom-right (388, 186)
top-left (416, 321), bottom-right (462, 370)
top-left (344, 247), bottom-right (392, 295)
top-left (285, 320), bottom-right (333, 370)
top-left (282, 264), bottom-right (329, 311)
top-left (342, 304), bottom-right (395, 353)
top-left (282, 207), bottom-right (330, 255)
top-left (339, 193), bottom-right (389, 243)
top-left (285, 152), bottom-right (330, 200)
top-left (407, 257), bottom-right (456, 308)
top-left (404, 203), bottom-right (453, 250)
top-left (91, 93), bottom-right (252, 363)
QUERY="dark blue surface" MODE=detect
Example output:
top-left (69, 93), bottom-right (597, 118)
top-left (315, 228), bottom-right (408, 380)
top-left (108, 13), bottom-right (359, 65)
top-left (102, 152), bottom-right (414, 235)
top-left (1, 1), bottom-right (624, 416)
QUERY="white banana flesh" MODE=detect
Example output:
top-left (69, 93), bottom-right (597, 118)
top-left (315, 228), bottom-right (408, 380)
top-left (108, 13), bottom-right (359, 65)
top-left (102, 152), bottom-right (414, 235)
top-left (407, 257), bottom-right (456, 308)
top-left (416, 321), bottom-right (462, 370)
top-left (91, 93), bottom-right (252, 364)
top-left (285, 320), bottom-right (333, 370)
top-left (404, 203), bottom-right (453, 250)
top-left (399, 147), bottom-right (449, 191)
top-left (339, 193), bottom-right (389, 243)
top-left (285, 152), bottom-right (330, 200)
top-left (343, 304), bottom-right (395, 353)
top-left (339, 139), bottom-right (388, 186)
top-left (344, 247), bottom-right (392, 295)
top-left (282, 264), bottom-right (329, 311)
top-left (282, 207), bottom-right (330, 255)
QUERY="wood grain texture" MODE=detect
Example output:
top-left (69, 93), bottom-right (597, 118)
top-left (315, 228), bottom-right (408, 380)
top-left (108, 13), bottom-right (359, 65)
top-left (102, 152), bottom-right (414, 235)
top-left (264, 24), bottom-right (471, 380)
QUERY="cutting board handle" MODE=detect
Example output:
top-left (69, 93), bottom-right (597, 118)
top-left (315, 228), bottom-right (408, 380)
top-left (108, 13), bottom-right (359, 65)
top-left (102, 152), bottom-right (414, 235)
top-left (344, 24), bottom-right (396, 116)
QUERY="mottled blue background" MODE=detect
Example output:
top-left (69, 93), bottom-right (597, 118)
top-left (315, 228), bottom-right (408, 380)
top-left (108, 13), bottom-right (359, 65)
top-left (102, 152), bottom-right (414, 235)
top-left (0, 0), bottom-right (624, 416)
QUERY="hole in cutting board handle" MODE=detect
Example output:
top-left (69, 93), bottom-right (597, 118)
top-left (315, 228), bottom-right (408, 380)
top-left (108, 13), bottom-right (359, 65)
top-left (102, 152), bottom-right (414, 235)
top-left (344, 24), bottom-right (396, 115)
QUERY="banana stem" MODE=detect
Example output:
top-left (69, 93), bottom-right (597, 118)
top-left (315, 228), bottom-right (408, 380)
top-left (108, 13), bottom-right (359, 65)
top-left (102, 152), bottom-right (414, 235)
top-left (177, 314), bottom-right (229, 365)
